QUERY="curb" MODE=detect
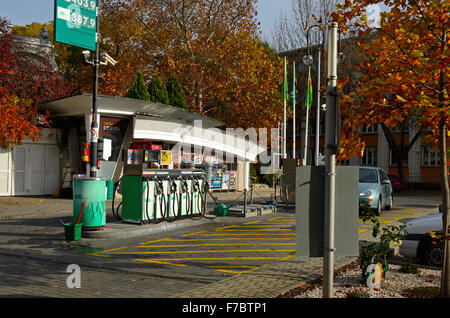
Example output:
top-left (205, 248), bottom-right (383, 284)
top-left (81, 217), bottom-right (216, 239)
top-left (0, 209), bottom-right (72, 221)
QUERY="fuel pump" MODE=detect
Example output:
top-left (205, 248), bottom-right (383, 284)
top-left (154, 177), bottom-right (167, 221)
top-left (166, 176), bottom-right (180, 222)
top-left (180, 176), bottom-right (191, 217)
top-left (192, 177), bottom-right (201, 216)
top-left (121, 164), bottom-right (208, 224)
top-left (144, 176), bottom-right (163, 224)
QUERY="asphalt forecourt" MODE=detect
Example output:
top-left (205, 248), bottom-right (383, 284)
top-left (88, 214), bottom-right (297, 275)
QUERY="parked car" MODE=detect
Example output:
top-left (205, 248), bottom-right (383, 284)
top-left (359, 167), bottom-right (393, 216)
top-left (399, 213), bottom-right (443, 267)
top-left (388, 174), bottom-right (404, 192)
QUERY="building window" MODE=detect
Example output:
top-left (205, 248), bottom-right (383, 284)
top-left (362, 124), bottom-right (378, 134)
top-left (422, 146), bottom-right (440, 167)
top-left (361, 146), bottom-right (377, 166)
top-left (389, 150), bottom-right (408, 166)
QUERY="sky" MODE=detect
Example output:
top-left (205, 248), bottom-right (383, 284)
top-left (1, 0), bottom-right (291, 39)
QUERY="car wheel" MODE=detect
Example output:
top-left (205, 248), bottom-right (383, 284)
top-left (386, 194), bottom-right (393, 210)
top-left (423, 243), bottom-right (444, 267)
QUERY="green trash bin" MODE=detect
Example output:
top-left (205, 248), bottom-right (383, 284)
top-left (73, 176), bottom-right (106, 230)
top-left (64, 222), bottom-right (83, 241)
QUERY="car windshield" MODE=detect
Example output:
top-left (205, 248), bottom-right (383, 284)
top-left (359, 168), bottom-right (379, 183)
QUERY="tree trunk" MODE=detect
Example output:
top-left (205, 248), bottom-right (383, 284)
top-left (438, 99), bottom-right (450, 297)
top-left (193, 79), bottom-right (203, 113)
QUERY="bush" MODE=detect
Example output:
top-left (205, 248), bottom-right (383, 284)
top-left (358, 203), bottom-right (407, 279)
top-left (400, 259), bottom-right (420, 274)
top-left (346, 288), bottom-right (370, 298)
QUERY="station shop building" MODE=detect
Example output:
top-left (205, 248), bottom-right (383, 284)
top-left (0, 94), bottom-right (264, 196)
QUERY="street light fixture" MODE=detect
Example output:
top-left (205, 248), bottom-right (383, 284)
top-left (303, 24), bottom-right (345, 166)
top-left (303, 54), bottom-right (313, 66)
top-left (303, 24), bottom-right (326, 166)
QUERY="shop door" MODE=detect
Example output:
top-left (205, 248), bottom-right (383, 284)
top-left (13, 144), bottom-right (59, 195)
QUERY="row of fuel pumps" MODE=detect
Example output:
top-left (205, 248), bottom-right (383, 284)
top-left (118, 165), bottom-right (206, 224)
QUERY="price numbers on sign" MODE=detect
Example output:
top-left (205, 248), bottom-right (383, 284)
top-left (64, 0), bottom-right (96, 12)
top-left (70, 13), bottom-right (96, 29)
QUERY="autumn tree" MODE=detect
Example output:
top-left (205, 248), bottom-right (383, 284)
top-left (333, 0), bottom-right (449, 297)
top-left (130, 0), bottom-right (259, 113)
top-left (0, 17), bottom-right (72, 149)
top-left (271, 0), bottom-right (339, 51)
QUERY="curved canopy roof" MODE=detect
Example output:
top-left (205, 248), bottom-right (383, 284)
top-left (40, 94), bottom-right (224, 129)
top-left (40, 94), bottom-right (265, 162)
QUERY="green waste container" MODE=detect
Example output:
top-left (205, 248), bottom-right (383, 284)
top-left (64, 222), bottom-right (83, 241)
top-left (73, 176), bottom-right (106, 230)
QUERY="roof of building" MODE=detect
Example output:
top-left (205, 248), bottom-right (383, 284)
top-left (40, 93), bottom-right (224, 129)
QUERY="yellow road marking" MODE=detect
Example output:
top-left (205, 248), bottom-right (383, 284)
top-left (183, 232), bottom-right (295, 237)
top-left (137, 237), bottom-right (295, 243)
top-left (134, 259), bottom-right (188, 267)
top-left (137, 242), bottom-right (295, 248)
top-left (204, 265), bottom-right (261, 274)
top-left (88, 246), bottom-right (127, 257)
top-left (216, 229), bottom-right (294, 232)
top-left (98, 249), bottom-right (296, 255)
top-left (138, 238), bottom-right (172, 245)
top-left (134, 256), bottom-right (284, 262)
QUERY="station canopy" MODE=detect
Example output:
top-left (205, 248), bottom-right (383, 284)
top-left (41, 94), bottom-right (266, 162)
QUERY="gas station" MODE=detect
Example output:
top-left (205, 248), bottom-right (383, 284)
top-left (40, 94), bottom-right (270, 234)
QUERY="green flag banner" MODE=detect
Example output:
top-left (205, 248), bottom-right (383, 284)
top-left (292, 63), bottom-right (296, 107)
top-left (305, 67), bottom-right (313, 109)
top-left (284, 59), bottom-right (289, 102)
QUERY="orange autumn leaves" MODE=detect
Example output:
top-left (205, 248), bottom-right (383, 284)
top-left (77, 0), bottom-right (284, 130)
top-left (332, 0), bottom-right (449, 160)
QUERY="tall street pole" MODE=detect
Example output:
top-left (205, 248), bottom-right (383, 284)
top-left (89, 6), bottom-right (100, 178)
top-left (314, 44), bottom-right (321, 166)
top-left (323, 22), bottom-right (338, 298)
top-left (292, 61), bottom-right (296, 159)
top-left (283, 57), bottom-right (287, 159)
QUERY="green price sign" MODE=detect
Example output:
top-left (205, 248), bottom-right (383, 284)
top-left (54, 0), bottom-right (97, 50)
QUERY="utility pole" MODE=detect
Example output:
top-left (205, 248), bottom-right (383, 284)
top-left (292, 62), bottom-right (296, 159)
top-left (323, 22), bottom-right (338, 298)
top-left (315, 42), bottom-right (322, 166)
top-left (89, 9), bottom-right (100, 178)
top-left (283, 57), bottom-right (287, 159)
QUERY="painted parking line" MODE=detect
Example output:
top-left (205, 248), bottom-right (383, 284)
top-left (182, 232), bottom-right (295, 237)
top-left (204, 265), bottom-right (261, 274)
top-left (138, 237), bottom-right (295, 245)
top-left (91, 215), bottom-right (298, 274)
top-left (136, 242), bottom-right (296, 248)
top-left (92, 249), bottom-right (296, 255)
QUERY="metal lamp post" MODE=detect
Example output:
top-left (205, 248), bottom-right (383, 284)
top-left (303, 25), bottom-right (326, 166)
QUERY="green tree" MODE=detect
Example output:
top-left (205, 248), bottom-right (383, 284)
top-left (166, 73), bottom-right (187, 109)
top-left (126, 69), bottom-right (150, 101)
top-left (148, 74), bottom-right (169, 104)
